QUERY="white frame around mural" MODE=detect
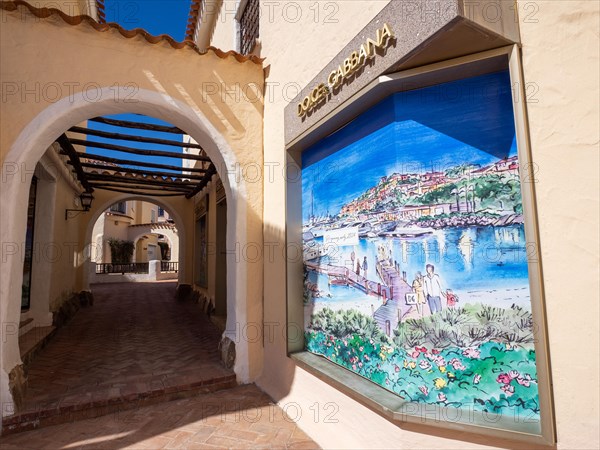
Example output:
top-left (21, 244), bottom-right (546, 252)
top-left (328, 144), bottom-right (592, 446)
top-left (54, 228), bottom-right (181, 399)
top-left (285, 45), bottom-right (556, 445)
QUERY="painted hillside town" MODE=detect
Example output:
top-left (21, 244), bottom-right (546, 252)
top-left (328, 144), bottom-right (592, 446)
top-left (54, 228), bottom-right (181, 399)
top-left (302, 74), bottom-right (540, 421)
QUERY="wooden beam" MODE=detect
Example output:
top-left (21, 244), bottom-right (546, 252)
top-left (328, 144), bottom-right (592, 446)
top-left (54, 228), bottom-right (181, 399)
top-left (91, 185), bottom-right (186, 197)
top-left (68, 138), bottom-right (212, 162)
top-left (186, 164), bottom-right (217, 198)
top-left (57, 135), bottom-right (93, 192)
top-left (89, 117), bottom-right (184, 134)
top-left (70, 162), bottom-right (206, 181)
top-left (86, 173), bottom-right (196, 189)
top-left (69, 126), bottom-right (204, 150)
top-left (61, 150), bottom-right (208, 173)
top-left (89, 183), bottom-right (192, 193)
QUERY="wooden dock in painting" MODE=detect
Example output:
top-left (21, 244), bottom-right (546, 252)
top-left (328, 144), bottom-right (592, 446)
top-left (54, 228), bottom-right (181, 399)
top-left (305, 259), bottom-right (413, 336)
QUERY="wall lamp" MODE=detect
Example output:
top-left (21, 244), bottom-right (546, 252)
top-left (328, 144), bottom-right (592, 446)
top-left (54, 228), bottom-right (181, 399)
top-left (65, 191), bottom-right (94, 220)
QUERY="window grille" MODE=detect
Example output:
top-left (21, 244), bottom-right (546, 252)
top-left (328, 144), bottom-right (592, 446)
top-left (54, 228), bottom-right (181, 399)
top-left (240, 0), bottom-right (259, 55)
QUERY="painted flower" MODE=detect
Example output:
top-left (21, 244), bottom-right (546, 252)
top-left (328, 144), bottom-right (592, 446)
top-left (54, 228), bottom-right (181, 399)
top-left (462, 347), bottom-right (481, 359)
top-left (433, 378), bottom-right (447, 390)
top-left (432, 349), bottom-right (440, 355)
top-left (411, 350), bottom-right (420, 358)
top-left (517, 374), bottom-right (533, 387)
top-left (473, 374), bottom-right (481, 384)
top-left (447, 372), bottom-right (455, 379)
top-left (419, 385), bottom-right (429, 396)
top-left (439, 365), bottom-right (447, 373)
top-left (496, 373), bottom-right (512, 385)
top-left (394, 364), bottom-right (400, 373)
top-left (358, 362), bottom-right (363, 368)
top-left (352, 364), bottom-right (357, 371)
top-left (419, 360), bottom-right (431, 370)
top-left (407, 361), bottom-right (417, 370)
top-left (449, 358), bottom-right (466, 371)
top-left (359, 346), bottom-right (364, 352)
top-left (438, 393), bottom-right (447, 402)
top-left (501, 383), bottom-right (515, 396)
top-left (364, 355), bottom-right (370, 361)
top-left (508, 370), bottom-right (520, 380)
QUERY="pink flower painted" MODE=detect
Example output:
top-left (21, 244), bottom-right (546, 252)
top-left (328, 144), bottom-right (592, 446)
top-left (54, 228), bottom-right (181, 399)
top-left (352, 364), bottom-right (357, 371)
top-left (501, 384), bottom-right (515, 396)
top-left (394, 365), bottom-right (400, 373)
top-left (473, 374), bottom-right (481, 384)
top-left (462, 347), bottom-right (481, 359)
top-left (496, 373), bottom-right (512, 385)
top-left (449, 358), bottom-right (466, 371)
top-left (517, 374), bottom-right (533, 387)
top-left (419, 360), bottom-right (431, 370)
top-left (419, 385), bottom-right (429, 396)
top-left (411, 350), bottom-right (420, 358)
top-left (358, 362), bottom-right (363, 368)
top-left (438, 393), bottom-right (447, 402)
top-left (508, 370), bottom-right (520, 380)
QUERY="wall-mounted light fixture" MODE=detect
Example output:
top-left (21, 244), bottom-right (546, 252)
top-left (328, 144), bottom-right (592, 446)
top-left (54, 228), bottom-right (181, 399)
top-left (65, 191), bottom-right (94, 220)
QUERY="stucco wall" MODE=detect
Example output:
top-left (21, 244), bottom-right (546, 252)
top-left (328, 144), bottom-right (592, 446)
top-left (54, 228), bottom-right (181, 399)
top-left (252, 1), bottom-right (599, 449)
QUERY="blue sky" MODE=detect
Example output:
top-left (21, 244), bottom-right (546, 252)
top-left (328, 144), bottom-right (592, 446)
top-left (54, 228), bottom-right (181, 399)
top-left (85, 115), bottom-right (185, 172)
top-left (302, 71), bottom-right (519, 221)
top-left (104, 0), bottom-right (190, 41)
top-left (91, 2), bottom-right (191, 169)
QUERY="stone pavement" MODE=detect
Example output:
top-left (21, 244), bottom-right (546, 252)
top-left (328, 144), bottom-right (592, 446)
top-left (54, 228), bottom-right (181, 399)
top-left (0, 384), bottom-right (320, 449)
top-left (4, 281), bottom-right (237, 434)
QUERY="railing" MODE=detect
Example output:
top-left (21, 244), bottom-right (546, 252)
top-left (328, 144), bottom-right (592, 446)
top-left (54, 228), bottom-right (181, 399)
top-left (96, 263), bottom-right (149, 274)
top-left (161, 261), bottom-right (178, 273)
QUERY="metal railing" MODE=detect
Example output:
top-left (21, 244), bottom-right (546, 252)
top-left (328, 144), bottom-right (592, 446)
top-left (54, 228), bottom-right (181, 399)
top-left (161, 261), bottom-right (179, 272)
top-left (96, 263), bottom-right (149, 274)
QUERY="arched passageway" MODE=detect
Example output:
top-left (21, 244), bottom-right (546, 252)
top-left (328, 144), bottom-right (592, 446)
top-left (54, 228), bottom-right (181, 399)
top-left (0, 3), bottom-right (264, 432)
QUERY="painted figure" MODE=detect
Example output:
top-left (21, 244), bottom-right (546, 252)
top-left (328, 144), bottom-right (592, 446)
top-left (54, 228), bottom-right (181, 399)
top-left (362, 256), bottom-right (368, 278)
top-left (412, 272), bottom-right (426, 317)
top-left (423, 264), bottom-right (444, 314)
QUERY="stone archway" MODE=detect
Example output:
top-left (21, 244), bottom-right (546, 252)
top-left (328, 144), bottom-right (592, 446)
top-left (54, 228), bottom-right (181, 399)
top-left (1, 5), bottom-right (264, 423)
top-left (1, 89), bottom-right (264, 418)
top-left (82, 192), bottom-right (188, 288)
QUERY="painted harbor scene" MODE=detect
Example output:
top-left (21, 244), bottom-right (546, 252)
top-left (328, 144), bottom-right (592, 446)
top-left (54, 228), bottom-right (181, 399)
top-left (302, 72), bottom-right (540, 425)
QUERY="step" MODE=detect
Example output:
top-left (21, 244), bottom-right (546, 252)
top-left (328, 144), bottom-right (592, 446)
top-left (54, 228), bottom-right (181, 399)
top-left (18, 326), bottom-right (56, 366)
top-left (2, 369), bottom-right (237, 435)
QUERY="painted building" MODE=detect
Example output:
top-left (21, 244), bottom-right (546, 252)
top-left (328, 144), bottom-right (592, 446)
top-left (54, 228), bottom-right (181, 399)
top-left (0, 1), bottom-right (598, 449)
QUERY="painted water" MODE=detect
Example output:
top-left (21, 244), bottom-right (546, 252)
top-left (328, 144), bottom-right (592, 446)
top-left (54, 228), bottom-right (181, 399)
top-left (307, 224), bottom-right (530, 309)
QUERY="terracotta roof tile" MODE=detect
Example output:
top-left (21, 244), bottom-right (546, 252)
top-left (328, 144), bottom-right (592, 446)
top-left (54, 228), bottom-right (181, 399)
top-left (1, 0), bottom-right (263, 64)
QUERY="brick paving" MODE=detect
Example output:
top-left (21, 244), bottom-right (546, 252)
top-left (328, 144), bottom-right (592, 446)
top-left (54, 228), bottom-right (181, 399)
top-left (4, 281), bottom-right (237, 434)
top-left (0, 384), bottom-right (320, 449)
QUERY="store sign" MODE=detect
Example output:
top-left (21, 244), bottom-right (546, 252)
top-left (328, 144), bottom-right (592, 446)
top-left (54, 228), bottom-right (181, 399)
top-left (297, 24), bottom-right (394, 118)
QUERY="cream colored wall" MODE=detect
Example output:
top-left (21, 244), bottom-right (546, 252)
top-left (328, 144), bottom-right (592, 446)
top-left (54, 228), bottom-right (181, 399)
top-left (252, 1), bottom-right (599, 449)
top-left (30, 0), bottom-right (98, 19)
top-left (518, 1), bottom-right (599, 448)
top-left (210, 0), bottom-right (237, 52)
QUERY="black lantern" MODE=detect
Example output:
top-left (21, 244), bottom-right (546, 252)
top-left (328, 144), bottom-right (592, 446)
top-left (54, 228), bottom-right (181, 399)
top-left (65, 191), bottom-right (95, 219)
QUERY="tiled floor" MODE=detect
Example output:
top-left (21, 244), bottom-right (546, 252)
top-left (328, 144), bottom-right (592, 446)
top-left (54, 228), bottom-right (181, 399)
top-left (4, 281), bottom-right (237, 433)
top-left (0, 384), bottom-right (320, 449)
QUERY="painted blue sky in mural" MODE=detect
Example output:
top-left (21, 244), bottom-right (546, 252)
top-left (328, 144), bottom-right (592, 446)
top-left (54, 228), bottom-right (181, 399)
top-left (302, 71), bottom-right (518, 221)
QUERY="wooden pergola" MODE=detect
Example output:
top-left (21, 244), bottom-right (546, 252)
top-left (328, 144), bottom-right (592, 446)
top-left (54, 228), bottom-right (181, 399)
top-left (58, 116), bottom-right (217, 198)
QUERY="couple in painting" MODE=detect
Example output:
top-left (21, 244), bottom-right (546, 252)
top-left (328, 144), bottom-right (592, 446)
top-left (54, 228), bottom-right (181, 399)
top-left (411, 264), bottom-right (458, 317)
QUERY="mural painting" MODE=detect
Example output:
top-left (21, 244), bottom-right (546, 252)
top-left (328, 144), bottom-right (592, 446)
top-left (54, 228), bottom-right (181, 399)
top-left (302, 71), bottom-right (540, 428)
